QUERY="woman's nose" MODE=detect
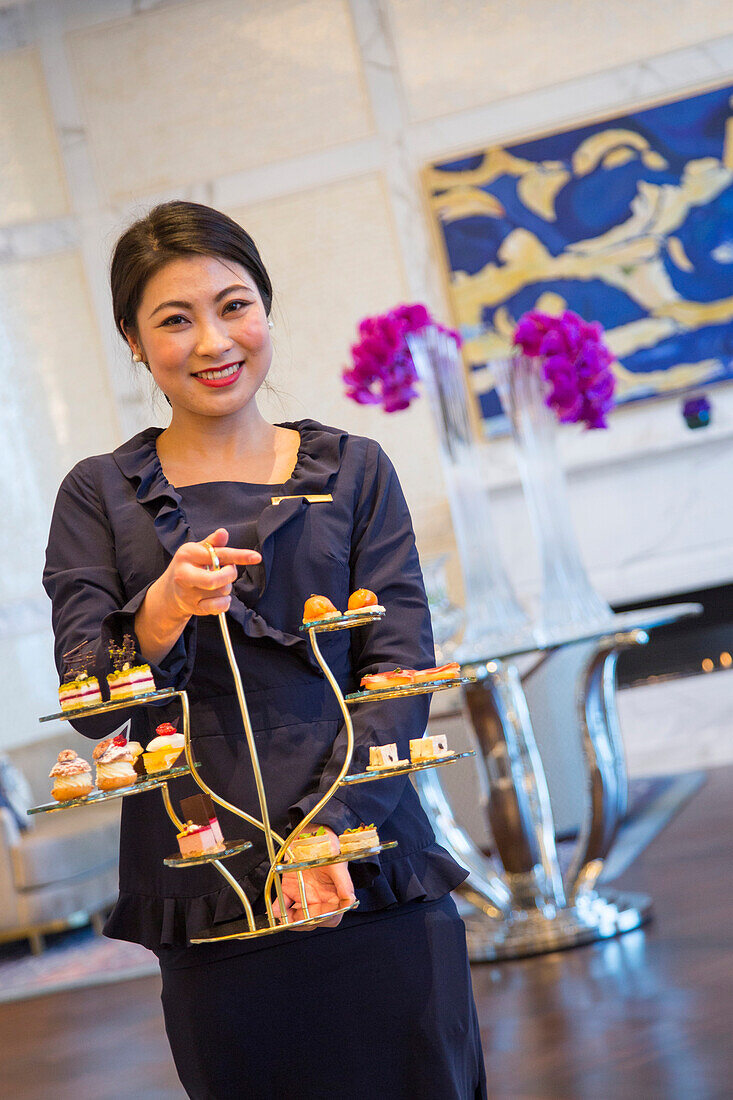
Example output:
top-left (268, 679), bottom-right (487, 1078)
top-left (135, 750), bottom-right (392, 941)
top-left (195, 318), bottom-right (234, 358)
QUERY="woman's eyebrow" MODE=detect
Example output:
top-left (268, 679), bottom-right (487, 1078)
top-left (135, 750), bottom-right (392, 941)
top-left (148, 284), bottom-right (253, 319)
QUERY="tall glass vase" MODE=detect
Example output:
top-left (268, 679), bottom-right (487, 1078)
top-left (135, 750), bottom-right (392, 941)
top-left (407, 328), bottom-right (530, 662)
top-left (492, 355), bottom-right (614, 645)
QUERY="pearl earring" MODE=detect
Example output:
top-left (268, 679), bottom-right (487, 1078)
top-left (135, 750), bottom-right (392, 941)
top-left (268, 319), bottom-right (274, 329)
top-left (132, 352), bottom-right (142, 363)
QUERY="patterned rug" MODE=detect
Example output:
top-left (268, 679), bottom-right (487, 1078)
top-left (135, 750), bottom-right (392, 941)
top-left (0, 924), bottom-right (158, 1005)
top-left (0, 772), bottom-right (705, 1004)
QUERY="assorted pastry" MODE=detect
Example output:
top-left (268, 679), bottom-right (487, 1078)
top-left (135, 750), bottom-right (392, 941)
top-left (49, 749), bottom-right (93, 802)
top-left (93, 733), bottom-right (143, 790)
top-left (302, 589), bottom-right (385, 624)
top-left (143, 723), bottom-right (185, 774)
top-left (58, 642), bottom-right (102, 712)
top-left (44, 584), bottom-right (466, 902)
top-left (366, 743), bottom-right (408, 771)
top-left (338, 824), bottom-right (380, 854)
top-left (107, 635), bottom-right (156, 701)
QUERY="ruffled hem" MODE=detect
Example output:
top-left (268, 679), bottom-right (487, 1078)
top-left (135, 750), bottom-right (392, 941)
top-left (111, 421), bottom-right (348, 672)
top-left (352, 842), bottom-right (469, 911)
top-left (103, 843), bottom-right (468, 949)
top-left (103, 883), bottom-right (251, 950)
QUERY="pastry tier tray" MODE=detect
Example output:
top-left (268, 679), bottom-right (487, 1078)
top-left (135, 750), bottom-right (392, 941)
top-left (190, 899), bottom-right (361, 943)
top-left (164, 839), bottom-right (253, 867)
top-left (345, 676), bottom-right (473, 704)
top-left (27, 763), bottom-right (199, 815)
top-left (301, 609), bottom-right (385, 632)
top-left (274, 840), bottom-right (398, 874)
top-left (39, 687), bottom-right (178, 723)
top-left (340, 750), bottom-right (476, 785)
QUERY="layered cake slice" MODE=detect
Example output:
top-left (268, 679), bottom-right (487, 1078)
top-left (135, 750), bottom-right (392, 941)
top-left (107, 634), bottom-right (155, 701)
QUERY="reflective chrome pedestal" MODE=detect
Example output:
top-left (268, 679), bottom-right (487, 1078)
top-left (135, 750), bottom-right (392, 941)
top-left (418, 604), bottom-right (700, 962)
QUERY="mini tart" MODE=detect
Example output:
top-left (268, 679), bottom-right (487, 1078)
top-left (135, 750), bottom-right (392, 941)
top-left (143, 732), bottom-right (185, 774)
top-left (338, 825), bottom-right (379, 853)
top-left (142, 747), bottom-right (183, 774)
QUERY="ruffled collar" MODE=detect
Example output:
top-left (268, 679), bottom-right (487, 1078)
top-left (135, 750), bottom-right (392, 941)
top-left (112, 420), bottom-right (348, 661)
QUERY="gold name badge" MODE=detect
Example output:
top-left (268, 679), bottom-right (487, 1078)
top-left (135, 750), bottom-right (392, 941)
top-left (270, 493), bottom-right (333, 506)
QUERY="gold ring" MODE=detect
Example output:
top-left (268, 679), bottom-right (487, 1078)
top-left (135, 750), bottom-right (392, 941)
top-left (201, 539), bottom-right (220, 570)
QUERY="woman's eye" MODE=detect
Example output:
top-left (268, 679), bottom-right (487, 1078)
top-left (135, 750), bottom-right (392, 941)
top-left (222, 299), bottom-right (251, 315)
top-left (160, 314), bottom-right (188, 327)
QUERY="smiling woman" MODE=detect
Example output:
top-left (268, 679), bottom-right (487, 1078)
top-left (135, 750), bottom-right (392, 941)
top-left (43, 201), bottom-right (487, 1099)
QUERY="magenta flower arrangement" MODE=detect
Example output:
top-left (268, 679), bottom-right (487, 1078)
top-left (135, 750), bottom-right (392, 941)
top-left (343, 303), bottom-right (460, 413)
top-left (513, 309), bottom-right (616, 430)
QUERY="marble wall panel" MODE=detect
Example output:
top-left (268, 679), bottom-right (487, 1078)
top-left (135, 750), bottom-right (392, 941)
top-left (66, 0), bottom-right (374, 203)
top-left (0, 248), bottom-right (119, 602)
top-left (229, 172), bottom-right (445, 519)
top-left (386, 0), bottom-right (733, 120)
top-left (0, 48), bottom-right (69, 226)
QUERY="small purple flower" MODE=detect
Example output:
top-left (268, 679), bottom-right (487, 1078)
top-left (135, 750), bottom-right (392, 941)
top-left (344, 303), bottom-right (460, 413)
top-left (682, 394), bottom-right (711, 429)
top-left (514, 308), bottom-right (616, 430)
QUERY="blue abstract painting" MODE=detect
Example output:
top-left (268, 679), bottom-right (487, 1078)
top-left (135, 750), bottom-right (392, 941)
top-left (425, 82), bottom-right (733, 434)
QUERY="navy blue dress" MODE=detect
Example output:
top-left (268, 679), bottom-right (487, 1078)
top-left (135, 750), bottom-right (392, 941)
top-left (43, 420), bottom-right (487, 1099)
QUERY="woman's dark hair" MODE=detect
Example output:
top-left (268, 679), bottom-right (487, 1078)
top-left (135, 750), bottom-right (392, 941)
top-left (110, 200), bottom-right (273, 341)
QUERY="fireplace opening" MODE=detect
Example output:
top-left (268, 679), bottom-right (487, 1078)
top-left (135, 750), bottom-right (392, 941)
top-left (613, 582), bottom-right (733, 688)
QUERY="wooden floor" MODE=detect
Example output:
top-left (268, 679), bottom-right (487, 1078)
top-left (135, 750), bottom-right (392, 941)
top-left (3, 766), bottom-right (732, 1100)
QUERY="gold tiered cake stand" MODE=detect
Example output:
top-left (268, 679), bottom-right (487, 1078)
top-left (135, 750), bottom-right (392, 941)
top-left (30, 551), bottom-right (474, 943)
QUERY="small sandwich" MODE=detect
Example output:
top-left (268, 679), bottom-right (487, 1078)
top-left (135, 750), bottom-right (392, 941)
top-left (93, 734), bottom-right (138, 791)
top-left (288, 825), bottom-right (337, 862)
top-left (343, 589), bottom-right (385, 617)
top-left (143, 723), bottom-right (185, 774)
top-left (338, 824), bottom-right (380, 854)
top-left (302, 594), bottom-right (341, 623)
top-left (49, 749), bottom-right (93, 802)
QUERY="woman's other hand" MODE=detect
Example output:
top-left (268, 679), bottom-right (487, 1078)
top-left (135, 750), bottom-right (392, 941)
top-left (134, 528), bottom-right (261, 664)
top-left (273, 825), bottom-right (356, 929)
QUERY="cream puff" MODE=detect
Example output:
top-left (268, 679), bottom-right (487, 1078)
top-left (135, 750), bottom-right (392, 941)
top-left (49, 750), bottom-right (93, 802)
top-left (93, 735), bottom-right (138, 790)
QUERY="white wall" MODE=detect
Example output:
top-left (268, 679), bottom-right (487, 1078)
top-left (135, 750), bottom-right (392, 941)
top-left (1, 0), bottom-right (732, 749)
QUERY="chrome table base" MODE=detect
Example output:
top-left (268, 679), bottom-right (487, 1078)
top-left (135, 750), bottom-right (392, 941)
top-left (461, 889), bottom-right (653, 962)
top-left (419, 605), bottom-right (699, 962)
